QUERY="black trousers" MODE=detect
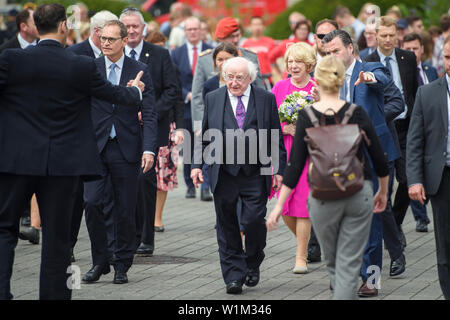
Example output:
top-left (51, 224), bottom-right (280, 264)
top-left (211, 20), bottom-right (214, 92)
top-left (84, 139), bottom-right (139, 273)
top-left (213, 169), bottom-right (267, 285)
top-left (135, 149), bottom-right (159, 249)
top-left (70, 179), bottom-right (84, 250)
top-left (0, 173), bottom-right (78, 300)
top-left (430, 166), bottom-right (450, 300)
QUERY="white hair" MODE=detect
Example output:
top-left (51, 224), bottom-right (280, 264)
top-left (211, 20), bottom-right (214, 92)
top-left (119, 10), bottom-right (145, 25)
top-left (90, 10), bottom-right (118, 34)
top-left (222, 57), bottom-right (257, 83)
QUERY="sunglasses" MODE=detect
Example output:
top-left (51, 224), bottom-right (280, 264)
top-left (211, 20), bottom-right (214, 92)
top-left (316, 33), bottom-right (326, 40)
top-left (122, 7), bottom-right (140, 14)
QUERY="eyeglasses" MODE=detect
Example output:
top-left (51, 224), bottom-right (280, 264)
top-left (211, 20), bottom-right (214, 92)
top-left (316, 33), bottom-right (326, 40)
top-left (121, 7), bottom-right (140, 14)
top-left (185, 28), bottom-right (200, 32)
top-left (99, 36), bottom-right (122, 44)
top-left (225, 73), bottom-right (249, 83)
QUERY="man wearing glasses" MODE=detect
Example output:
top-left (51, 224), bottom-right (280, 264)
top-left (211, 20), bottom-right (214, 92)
top-left (119, 7), bottom-right (179, 257)
top-left (82, 20), bottom-right (157, 285)
top-left (191, 57), bottom-right (286, 294)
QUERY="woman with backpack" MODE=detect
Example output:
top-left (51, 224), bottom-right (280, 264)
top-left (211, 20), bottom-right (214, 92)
top-left (266, 56), bottom-right (389, 299)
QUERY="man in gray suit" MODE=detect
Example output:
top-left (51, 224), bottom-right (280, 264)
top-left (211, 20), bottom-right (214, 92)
top-left (191, 17), bottom-right (265, 133)
top-left (407, 35), bottom-right (450, 300)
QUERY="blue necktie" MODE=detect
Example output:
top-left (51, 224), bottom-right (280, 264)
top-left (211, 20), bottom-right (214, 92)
top-left (108, 63), bottom-right (117, 139)
top-left (385, 56), bottom-right (393, 77)
top-left (130, 49), bottom-right (137, 60)
top-left (340, 75), bottom-right (348, 101)
top-left (418, 67), bottom-right (424, 86)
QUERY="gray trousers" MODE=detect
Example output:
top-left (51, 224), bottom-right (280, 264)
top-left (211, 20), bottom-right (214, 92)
top-left (308, 181), bottom-right (374, 300)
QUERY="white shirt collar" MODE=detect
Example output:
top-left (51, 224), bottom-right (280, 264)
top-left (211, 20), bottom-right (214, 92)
top-left (346, 58), bottom-right (356, 77)
top-left (105, 54), bottom-right (125, 72)
top-left (186, 41), bottom-right (202, 52)
top-left (125, 40), bottom-right (144, 60)
top-left (377, 47), bottom-right (397, 63)
top-left (228, 84), bottom-right (252, 99)
top-left (88, 36), bottom-right (102, 58)
top-left (18, 33), bottom-right (37, 49)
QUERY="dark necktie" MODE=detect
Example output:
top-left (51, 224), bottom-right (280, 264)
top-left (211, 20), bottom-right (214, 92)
top-left (130, 49), bottom-right (137, 60)
top-left (192, 46), bottom-right (198, 75)
top-left (384, 56), bottom-right (393, 77)
top-left (417, 66), bottom-right (424, 86)
top-left (235, 96), bottom-right (246, 129)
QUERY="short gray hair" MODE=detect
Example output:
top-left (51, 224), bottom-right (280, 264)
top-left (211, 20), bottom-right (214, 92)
top-left (90, 10), bottom-right (118, 34)
top-left (222, 57), bottom-right (257, 83)
top-left (119, 10), bottom-right (145, 25)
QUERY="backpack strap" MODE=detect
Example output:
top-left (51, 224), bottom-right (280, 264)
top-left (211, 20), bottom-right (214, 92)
top-left (304, 106), bottom-right (320, 127)
top-left (341, 103), bottom-right (358, 125)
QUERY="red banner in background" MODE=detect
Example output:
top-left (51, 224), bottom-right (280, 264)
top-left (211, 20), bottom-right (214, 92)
top-left (143, 0), bottom-right (287, 25)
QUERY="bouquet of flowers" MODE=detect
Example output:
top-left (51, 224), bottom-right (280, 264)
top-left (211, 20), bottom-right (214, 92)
top-left (278, 90), bottom-right (314, 124)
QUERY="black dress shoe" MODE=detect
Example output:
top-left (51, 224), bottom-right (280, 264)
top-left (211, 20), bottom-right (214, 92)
top-left (416, 220), bottom-right (428, 232)
top-left (390, 253), bottom-right (406, 277)
top-left (19, 226), bottom-right (40, 244)
top-left (154, 225), bottom-right (165, 232)
top-left (307, 252), bottom-right (321, 263)
top-left (136, 243), bottom-right (153, 255)
top-left (185, 187), bottom-right (196, 199)
top-left (82, 264), bottom-right (110, 283)
top-left (245, 268), bottom-right (260, 287)
top-left (113, 271), bottom-right (128, 284)
top-left (226, 281), bottom-right (242, 294)
top-left (200, 188), bottom-right (213, 201)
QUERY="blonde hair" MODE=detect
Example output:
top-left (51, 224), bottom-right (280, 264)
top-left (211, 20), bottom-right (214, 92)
top-left (284, 42), bottom-right (317, 74)
top-left (377, 16), bottom-right (397, 31)
top-left (314, 56), bottom-right (345, 94)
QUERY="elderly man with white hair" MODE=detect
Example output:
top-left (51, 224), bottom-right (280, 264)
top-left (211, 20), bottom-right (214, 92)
top-left (191, 56), bottom-right (286, 294)
top-left (67, 10), bottom-right (118, 58)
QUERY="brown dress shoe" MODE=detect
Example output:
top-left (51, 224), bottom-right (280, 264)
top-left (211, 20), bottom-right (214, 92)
top-left (358, 282), bottom-right (378, 297)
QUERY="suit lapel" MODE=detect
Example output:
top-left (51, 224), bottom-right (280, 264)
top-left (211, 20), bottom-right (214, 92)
top-left (395, 49), bottom-right (409, 90)
top-left (350, 60), bottom-right (362, 103)
top-left (181, 44), bottom-right (192, 75)
top-left (439, 77), bottom-right (449, 132)
top-left (139, 41), bottom-right (151, 65)
top-left (119, 57), bottom-right (129, 86)
top-left (214, 87), bottom-right (228, 132)
top-left (252, 86), bottom-right (264, 130)
top-left (95, 57), bottom-right (107, 79)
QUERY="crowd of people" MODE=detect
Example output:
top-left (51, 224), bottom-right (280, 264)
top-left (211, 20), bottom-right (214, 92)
top-left (0, 1), bottom-right (449, 300)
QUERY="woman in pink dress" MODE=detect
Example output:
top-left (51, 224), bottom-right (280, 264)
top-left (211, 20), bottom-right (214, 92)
top-left (271, 42), bottom-right (317, 273)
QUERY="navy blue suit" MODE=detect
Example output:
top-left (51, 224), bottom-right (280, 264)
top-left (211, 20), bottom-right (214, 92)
top-left (84, 55), bottom-right (157, 273)
top-left (422, 62), bottom-right (438, 83)
top-left (193, 85), bottom-right (286, 285)
top-left (0, 40), bottom-right (141, 300)
top-left (171, 42), bottom-right (212, 192)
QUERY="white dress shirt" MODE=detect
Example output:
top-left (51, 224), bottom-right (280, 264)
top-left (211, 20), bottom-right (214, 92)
top-left (418, 63), bottom-right (429, 85)
top-left (88, 37), bottom-right (102, 58)
top-left (186, 41), bottom-right (202, 69)
top-left (377, 48), bottom-right (408, 120)
top-left (17, 33), bottom-right (37, 48)
top-left (228, 85), bottom-right (251, 117)
top-left (125, 40), bottom-right (144, 61)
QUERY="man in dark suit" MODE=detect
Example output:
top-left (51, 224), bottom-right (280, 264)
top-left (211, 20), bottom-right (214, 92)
top-left (365, 16), bottom-right (419, 250)
top-left (66, 10), bottom-right (120, 263)
top-left (0, 8), bottom-right (40, 244)
top-left (120, 8), bottom-right (179, 255)
top-left (0, 3), bottom-right (145, 300)
top-left (191, 57), bottom-right (286, 294)
top-left (171, 16), bottom-right (213, 201)
top-left (401, 32), bottom-right (439, 232)
top-left (407, 36), bottom-right (450, 299)
top-left (0, 8), bottom-right (38, 53)
top-left (82, 20), bottom-right (157, 285)
top-left (322, 29), bottom-right (403, 297)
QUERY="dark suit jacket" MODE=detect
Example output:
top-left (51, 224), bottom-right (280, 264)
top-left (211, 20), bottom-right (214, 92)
top-left (365, 48), bottom-right (418, 119)
top-left (170, 64), bottom-right (184, 129)
top-left (171, 42), bottom-right (212, 101)
top-left (193, 85), bottom-right (287, 196)
top-left (136, 41), bottom-right (179, 147)
top-left (422, 62), bottom-right (438, 83)
top-left (0, 35), bottom-right (20, 53)
top-left (407, 77), bottom-right (449, 195)
top-left (66, 38), bottom-right (95, 58)
top-left (383, 76), bottom-right (405, 155)
top-left (202, 75), bottom-right (220, 103)
top-left (349, 60), bottom-right (399, 162)
top-left (91, 56), bottom-right (157, 162)
top-left (0, 40), bottom-right (141, 179)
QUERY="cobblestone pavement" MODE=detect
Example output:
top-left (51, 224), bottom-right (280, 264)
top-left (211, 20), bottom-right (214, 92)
top-left (11, 171), bottom-right (443, 300)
